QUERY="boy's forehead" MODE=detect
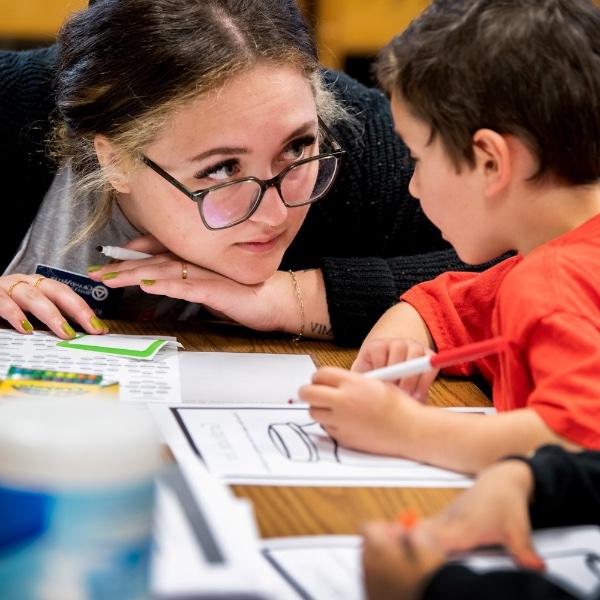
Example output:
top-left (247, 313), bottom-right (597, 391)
top-left (389, 91), bottom-right (426, 145)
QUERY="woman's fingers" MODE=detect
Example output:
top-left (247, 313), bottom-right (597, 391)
top-left (87, 253), bottom-right (177, 280)
top-left (0, 287), bottom-right (36, 334)
top-left (89, 257), bottom-right (214, 287)
top-left (0, 276), bottom-right (106, 339)
top-left (36, 278), bottom-right (108, 335)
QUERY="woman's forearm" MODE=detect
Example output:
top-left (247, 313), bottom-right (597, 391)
top-left (284, 269), bottom-right (334, 340)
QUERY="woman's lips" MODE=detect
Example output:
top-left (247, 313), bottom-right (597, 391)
top-left (236, 233), bottom-right (283, 253)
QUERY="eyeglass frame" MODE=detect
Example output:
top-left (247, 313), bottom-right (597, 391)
top-left (139, 117), bottom-right (346, 231)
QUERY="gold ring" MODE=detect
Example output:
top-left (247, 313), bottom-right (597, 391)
top-left (33, 276), bottom-right (46, 289)
top-left (7, 280), bottom-right (30, 299)
top-left (181, 262), bottom-right (188, 280)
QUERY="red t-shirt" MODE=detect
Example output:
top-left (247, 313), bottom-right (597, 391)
top-left (401, 213), bottom-right (600, 449)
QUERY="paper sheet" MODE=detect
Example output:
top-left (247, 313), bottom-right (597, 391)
top-left (261, 536), bottom-right (363, 600)
top-left (152, 456), bottom-right (272, 599)
top-left (152, 404), bottom-right (494, 487)
top-left (0, 330), bottom-right (181, 403)
top-left (261, 527), bottom-right (600, 600)
top-left (179, 351), bottom-right (315, 404)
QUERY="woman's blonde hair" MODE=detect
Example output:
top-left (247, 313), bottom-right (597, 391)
top-left (55, 0), bottom-right (346, 246)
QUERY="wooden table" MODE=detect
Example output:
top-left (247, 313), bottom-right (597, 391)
top-left (108, 319), bottom-right (491, 539)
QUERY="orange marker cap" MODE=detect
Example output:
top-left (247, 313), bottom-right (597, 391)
top-left (395, 509), bottom-right (420, 529)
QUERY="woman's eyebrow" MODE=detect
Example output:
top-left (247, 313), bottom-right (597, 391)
top-left (187, 146), bottom-right (248, 163)
top-left (186, 120), bottom-right (317, 163)
top-left (281, 120), bottom-right (318, 145)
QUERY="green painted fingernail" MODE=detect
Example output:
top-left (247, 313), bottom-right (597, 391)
top-left (21, 319), bottom-right (33, 333)
top-left (90, 315), bottom-right (108, 331)
top-left (62, 322), bottom-right (76, 338)
top-left (87, 265), bottom-right (103, 273)
top-left (141, 279), bottom-right (155, 286)
top-left (101, 272), bottom-right (118, 280)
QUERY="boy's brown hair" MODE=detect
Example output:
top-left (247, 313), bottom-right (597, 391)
top-left (376, 0), bottom-right (600, 185)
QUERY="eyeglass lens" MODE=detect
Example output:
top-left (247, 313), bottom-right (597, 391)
top-left (201, 155), bottom-right (338, 229)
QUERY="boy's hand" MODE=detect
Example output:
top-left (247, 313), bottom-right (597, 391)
top-left (362, 521), bottom-right (445, 600)
top-left (352, 337), bottom-right (438, 402)
top-left (421, 459), bottom-right (544, 570)
top-left (298, 367), bottom-right (418, 456)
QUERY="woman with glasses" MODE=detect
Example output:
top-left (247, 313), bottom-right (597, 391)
top-left (0, 0), bottom-right (479, 342)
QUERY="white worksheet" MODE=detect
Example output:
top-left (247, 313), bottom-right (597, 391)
top-left (261, 536), bottom-right (363, 600)
top-left (0, 329), bottom-right (181, 403)
top-left (179, 351), bottom-right (315, 404)
top-left (152, 404), bottom-right (494, 486)
top-left (152, 456), bottom-right (272, 599)
top-left (261, 527), bottom-right (600, 600)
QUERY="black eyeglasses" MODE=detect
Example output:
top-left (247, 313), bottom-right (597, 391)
top-left (140, 118), bottom-right (346, 230)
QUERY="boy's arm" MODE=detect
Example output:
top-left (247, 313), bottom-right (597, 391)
top-left (361, 301), bottom-right (435, 349)
top-left (359, 258), bottom-right (518, 378)
top-left (395, 404), bottom-right (580, 474)
top-left (301, 370), bottom-right (578, 474)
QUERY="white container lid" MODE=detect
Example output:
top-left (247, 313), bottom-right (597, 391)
top-left (0, 398), bottom-right (160, 489)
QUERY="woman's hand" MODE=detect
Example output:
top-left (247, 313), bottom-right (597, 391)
top-left (352, 337), bottom-right (437, 402)
top-left (421, 459), bottom-right (544, 570)
top-left (88, 255), bottom-right (295, 332)
top-left (0, 274), bottom-right (108, 339)
top-left (87, 237), bottom-right (333, 337)
top-left (362, 521), bottom-right (445, 600)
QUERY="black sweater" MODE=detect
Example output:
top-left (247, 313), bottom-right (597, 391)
top-left (424, 446), bottom-right (600, 600)
top-left (0, 46), bottom-right (482, 345)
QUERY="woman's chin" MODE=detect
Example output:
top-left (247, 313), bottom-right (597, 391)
top-left (212, 261), bottom-right (278, 286)
top-left (230, 268), bottom-right (277, 286)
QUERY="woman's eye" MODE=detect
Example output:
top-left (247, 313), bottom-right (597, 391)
top-left (282, 135), bottom-right (317, 161)
top-left (195, 159), bottom-right (240, 182)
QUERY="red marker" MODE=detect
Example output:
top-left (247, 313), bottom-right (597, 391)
top-left (363, 337), bottom-right (508, 381)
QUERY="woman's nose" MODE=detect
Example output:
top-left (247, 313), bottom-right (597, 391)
top-left (249, 184), bottom-right (288, 227)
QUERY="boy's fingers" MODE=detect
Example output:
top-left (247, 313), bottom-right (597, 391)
top-left (299, 384), bottom-right (338, 408)
top-left (311, 366), bottom-right (360, 386)
top-left (506, 528), bottom-right (545, 571)
top-left (413, 370), bottom-right (438, 402)
top-left (514, 548), bottom-right (546, 572)
top-left (362, 521), bottom-right (400, 552)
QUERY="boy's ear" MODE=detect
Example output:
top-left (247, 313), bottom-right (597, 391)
top-left (472, 129), bottom-right (511, 198)
top-left (94, 135), bottom-right (131, 194)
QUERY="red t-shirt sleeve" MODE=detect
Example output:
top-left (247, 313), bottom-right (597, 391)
top-left (400, 257), bottom-right (519, 378)
top-left (526, 312), bottom-right (600, 449)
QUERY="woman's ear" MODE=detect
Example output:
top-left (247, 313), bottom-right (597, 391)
top-left (94, 135), bottom-right (131, 193)
top-left (472, 129), bottom-right (511, 199)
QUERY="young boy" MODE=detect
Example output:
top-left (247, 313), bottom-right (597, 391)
top-left (298, 0), bottom-right (600, 474)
